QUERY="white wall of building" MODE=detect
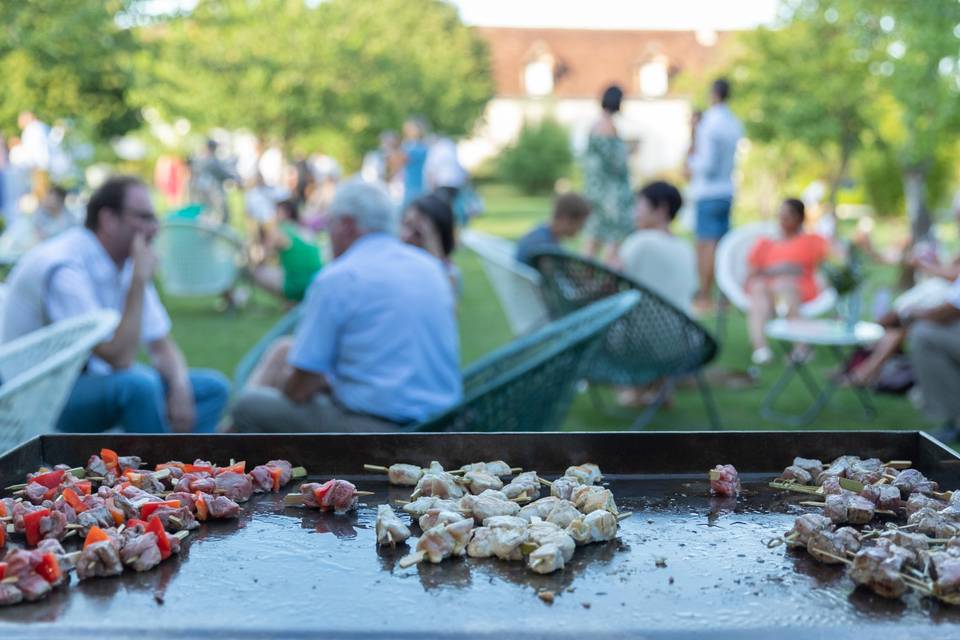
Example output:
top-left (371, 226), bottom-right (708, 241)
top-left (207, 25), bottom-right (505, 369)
top-left (460, 96), bottom-right (694, 182)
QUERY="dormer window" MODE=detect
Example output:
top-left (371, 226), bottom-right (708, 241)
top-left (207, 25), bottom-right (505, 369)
top-left (524, 43), bottom-right (555, 97)
top-left (638, 57), bottom-right (669, 98)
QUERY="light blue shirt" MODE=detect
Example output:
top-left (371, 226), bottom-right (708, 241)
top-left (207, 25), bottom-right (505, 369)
top-left (688, 104), bottom-right (742, 201)
top-left (288, 233), bottom-right (462, 423)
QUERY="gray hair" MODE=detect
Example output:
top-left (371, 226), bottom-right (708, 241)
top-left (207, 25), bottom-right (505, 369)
top-left (328, 179), bottom-right (397, 234)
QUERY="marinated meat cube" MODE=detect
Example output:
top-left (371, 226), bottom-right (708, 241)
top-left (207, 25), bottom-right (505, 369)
top-left (905, 493), bottom-right (947, 517)
top-left (401, 496), bottom-right (461, 518)
top-left (77, 507), bottom-right (116, 536)
top-left (792, 457), bottom-right (823, 477)
top-left (570, 485), bottom-right (619, 515)
top-left (502, 471), bottom-right (541, 500)
top-left (411, 462), bottom-right (465, 500)
top-left (249, 465), bottom-right (273, 493)
top-left (860, 484), bottom-right (902, 511)
top-left (166, 492), bottom-right (197, 511)
top-left (35, 509), bottom-right (67, 542)
top-left (528, 543), bottom-right (565, 574)
top-left (930, 551), bottom-right (960, 597)
top-left (566, 510), bottom-right (618, 546)
top-left (819, 476), bottom-right (845, 495)
top-left (0, 583), bottom-right (22, 607)
top-left (564, 464), bottom-right (602, 485)
top-left (375, 504), bottom-right (411, 546)
top-left (879, 530), bottom-right (930, 555)
top-left (52, 499), bottom-right (77, 524)
top-left (519, 497), bottom-right (580, 528)
top-left (786, 513), bottom-right (834, 548)
top-left (175, 473), bottom-right (216, 494)
top-left (77, 540), bottom-right (123, 580)
top-left (205, 494), bottom-right (241, 519)
top-left (709, 464), bottom-right (740, 497)
top-left (419, 509), bottom-right (468, 531)
top-left (460, 470), bottom-right (503, 495)
top-left (780, 465), bottom-right (813, 485)
top-left (850, 543), bottom-right (909, 599)
top-left (479, 460), bottom-right (513, 477)
top-left (892, 468), bottom-right (939, 498)
top-left (214, 472), bottom-right (254, 503)
top-left (24, 482), bottom-right (51, 505)
top-left (807, 526), bottom-right (861, 564)
top-left (150, 505), bottom-right (199, 531)
top-left (120, 532), bottom-right (163, 572)
top-left (908, 507), bottom-right (960, 538)
top-left (551, 476), bottom-right (580, 501)
top-left (460, 494), bottom-right (520, 523)
top-left (117, 456), bottom-right (142, 471)
top-left (85, 455), bottom-right (109, 478)
top-left (824, 494), bottom-right (874, 525)
top-left (386, 463), bottom-right (423, 486)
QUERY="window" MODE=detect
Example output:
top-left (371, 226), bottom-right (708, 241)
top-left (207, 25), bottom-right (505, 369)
top-left (638, 58), bottom-right (668, 98)
top-left (524, 58), bottom-right (554, 97)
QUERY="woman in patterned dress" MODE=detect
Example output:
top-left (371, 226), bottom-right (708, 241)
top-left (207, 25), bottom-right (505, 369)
top-left (582, 85), bottom-right (635, 266)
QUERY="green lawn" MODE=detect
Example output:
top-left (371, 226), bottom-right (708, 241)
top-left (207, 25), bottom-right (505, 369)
top-left (162, 183), bottom-right (934, 433)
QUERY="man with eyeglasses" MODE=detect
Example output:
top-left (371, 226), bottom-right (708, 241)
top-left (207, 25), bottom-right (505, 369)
top-left (1, 175), bottom-right (230, 433)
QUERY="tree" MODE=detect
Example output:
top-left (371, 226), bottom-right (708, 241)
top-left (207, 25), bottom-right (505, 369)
top-left (730, 6), bottom-right (879, 215)
top-left (143, 0), bottom-right (494, 164)
top-left (0, 0), bottom-right (143, 139)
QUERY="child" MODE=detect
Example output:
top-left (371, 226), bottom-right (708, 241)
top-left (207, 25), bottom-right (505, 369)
top-left (514, 192), bottom-right (591, 266)
top-left (250, 198), bottom-right (323, 302)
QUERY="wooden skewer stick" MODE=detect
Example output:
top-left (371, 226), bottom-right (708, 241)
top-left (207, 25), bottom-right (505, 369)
top-left (363, 464), bottom-right (389, 472)
top-left (800, 501), bottom-right (826, 507)
top-left (168, 516), bottom-right (184, 528)
top-left (63, 530), bottom-right (77, 540)
top-left (616, 511), bottom-right (633, 521)
top-left (355, 491), bottom-right (375, 497)
top-left (173, 530), bottom-right (190, 541)
top-left (394, 499), bottom-right (410, 505)
top-left (0, 576), bottom-right (18, 584)
top-left (538, 478), bottom-right (554, 488)
top-left (398, 550), bottom-right (426, 568)
top-left (63, 551), bottom-right (81, 564)
top-left (932, 491), bottom-right (953, 501)
top-left (884, 460), bottom-right (912, 469)
top-left (65, 523), bottom-right (83, 530)
top-left (769, 481), bottom-right (822, 495)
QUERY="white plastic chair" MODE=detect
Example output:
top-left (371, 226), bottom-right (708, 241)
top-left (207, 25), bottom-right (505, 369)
top-left (715, 221), bottom-right (837, 317)
top-left (0, 310), bottom-right (120, 453)
top-left (460, 229), bottom-right (549, 337)
top-left (155, 219), bottom-right (245, 296)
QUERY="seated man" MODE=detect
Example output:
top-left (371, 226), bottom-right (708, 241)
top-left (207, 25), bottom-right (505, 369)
top-left (514, 192), bottom-right (591, 266)
top-left (1, 175), bottom-right (230, 433)
top-left (746, 198), bottom-right (829, 365)
top-left (907, 278), bottom-right (960, 442)
top-left (231, 180), bottom-right (462, 432)
top-left (618, 181), bottom-right (697, 314)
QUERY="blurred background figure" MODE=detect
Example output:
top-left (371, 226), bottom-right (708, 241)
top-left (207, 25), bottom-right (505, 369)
top-left (400, 193), bottom-right (459, 295)
top-left (401, 117), bottom-right (429, 207)
top-left (33, 185), bottom-right (77, 241)
top-left (515, 192), bottom-right (591, 266)
top-left (189, 139), bottom-right (237, 223)
top-left (582, 84), bottom-right (634, 267)
top-left (248, 198), bottom-right (323, 303)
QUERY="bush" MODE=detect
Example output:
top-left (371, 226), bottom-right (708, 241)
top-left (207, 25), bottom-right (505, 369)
top-left (498, 118), bottom-right (572, 194)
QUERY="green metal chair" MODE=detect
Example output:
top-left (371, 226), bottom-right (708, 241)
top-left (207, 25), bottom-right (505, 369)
top-left (232, 291), bottom-right (640, 431)
top-left (413, 291), bottom-right (639, 431)
top-left (233, 304), bottom-right (304, 390)
top-left (529, 248), bottom-right (721, 430)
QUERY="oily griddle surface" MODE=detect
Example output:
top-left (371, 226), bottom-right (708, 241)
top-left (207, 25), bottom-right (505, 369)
top-left (3, 472), bottom-right (960, 639)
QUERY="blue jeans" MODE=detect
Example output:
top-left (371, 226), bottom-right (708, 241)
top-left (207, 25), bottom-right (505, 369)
top-left (695, 197), bottom-right (733, 240)
top-left (56, 364), bottom-right (230, 434)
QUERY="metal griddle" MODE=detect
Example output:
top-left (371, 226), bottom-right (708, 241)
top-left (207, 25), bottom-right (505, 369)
top-left (1, 431), bottom-right (960, 639)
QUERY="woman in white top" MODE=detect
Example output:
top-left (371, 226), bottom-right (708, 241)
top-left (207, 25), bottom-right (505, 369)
top-left (618, 181), bottom-right (698, 315)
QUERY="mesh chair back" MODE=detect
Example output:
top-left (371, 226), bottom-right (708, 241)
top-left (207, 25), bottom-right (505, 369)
top-left (233, 305), bottom-right (304, 389)
top-left (413, 291), bottom-right (640, 432)
top-left (530, 249), bottom-right (717, 386)
top-left (0, 310), bottom-right (119, 453)
top-left (156, 219), bottom-right (245, 296)
top-left (460, 229), bottom-right (549, 336)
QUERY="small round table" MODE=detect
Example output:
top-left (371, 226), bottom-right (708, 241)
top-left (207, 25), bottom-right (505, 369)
top-left (760, 318), bottom-right (885, 426)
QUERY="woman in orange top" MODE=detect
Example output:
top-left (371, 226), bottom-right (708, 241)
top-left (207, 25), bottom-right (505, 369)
top-left (747, 198), bottom-right (829, 365)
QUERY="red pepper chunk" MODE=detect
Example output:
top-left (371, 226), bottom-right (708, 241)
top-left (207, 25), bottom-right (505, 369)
top-left (145, 516), bottom-right (171, 560)
top-left (193, 492), bottom-right (208, 521)
top-left (215, 461), bottom-right (245, 476)
top-left (32, 469), bottom-right (65, 489)
top-left (23, 508), bottom-right (50, 547)
top-left (140, 500), bottom-right (180, 520)
top-left (0, 562), bottom-right (6, 580)
top-left (0, 525), bottom-right (6, 550)
top-left (83, 525), bottom-right (111, 550)
top-left (312, 480), bottom-right (335, 507)
top-left (126, 518), bottom-right (148, 529)
top-left (35, 553), bottom-right (61, 584)
top-left (269, 467), bottom-right (283, 492)
top-left (100, 448), bottom-right (120, 473)
top-left (183, 464), bottom-right (213, 474)
top-left (62, 488), bottom-right (89, 513)
top-left (0, 501), bottom-right (7, 517)
top-left (75, 481), bottom-right (92, 496)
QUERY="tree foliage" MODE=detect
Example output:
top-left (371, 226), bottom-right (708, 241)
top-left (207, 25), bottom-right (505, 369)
top-left (498, 118), bottom-right (572, 194)
top-left (143, 0), bottom-right (494, 163)
top-left (0, 0), bottom-right (143, 139)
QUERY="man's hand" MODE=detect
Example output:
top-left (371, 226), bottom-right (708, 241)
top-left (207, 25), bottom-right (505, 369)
top-left (131, 232), bottom-right (158, 284)
top-left (166, 380), bottom-right (196, 433)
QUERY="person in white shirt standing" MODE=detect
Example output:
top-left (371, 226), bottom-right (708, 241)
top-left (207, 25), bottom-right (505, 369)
top-left (618, 181), bottom-right (698, 315)
top-left (1, 175), bottom-right (230, 433)
top-left (687, 78), bottom-right (742, 312)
